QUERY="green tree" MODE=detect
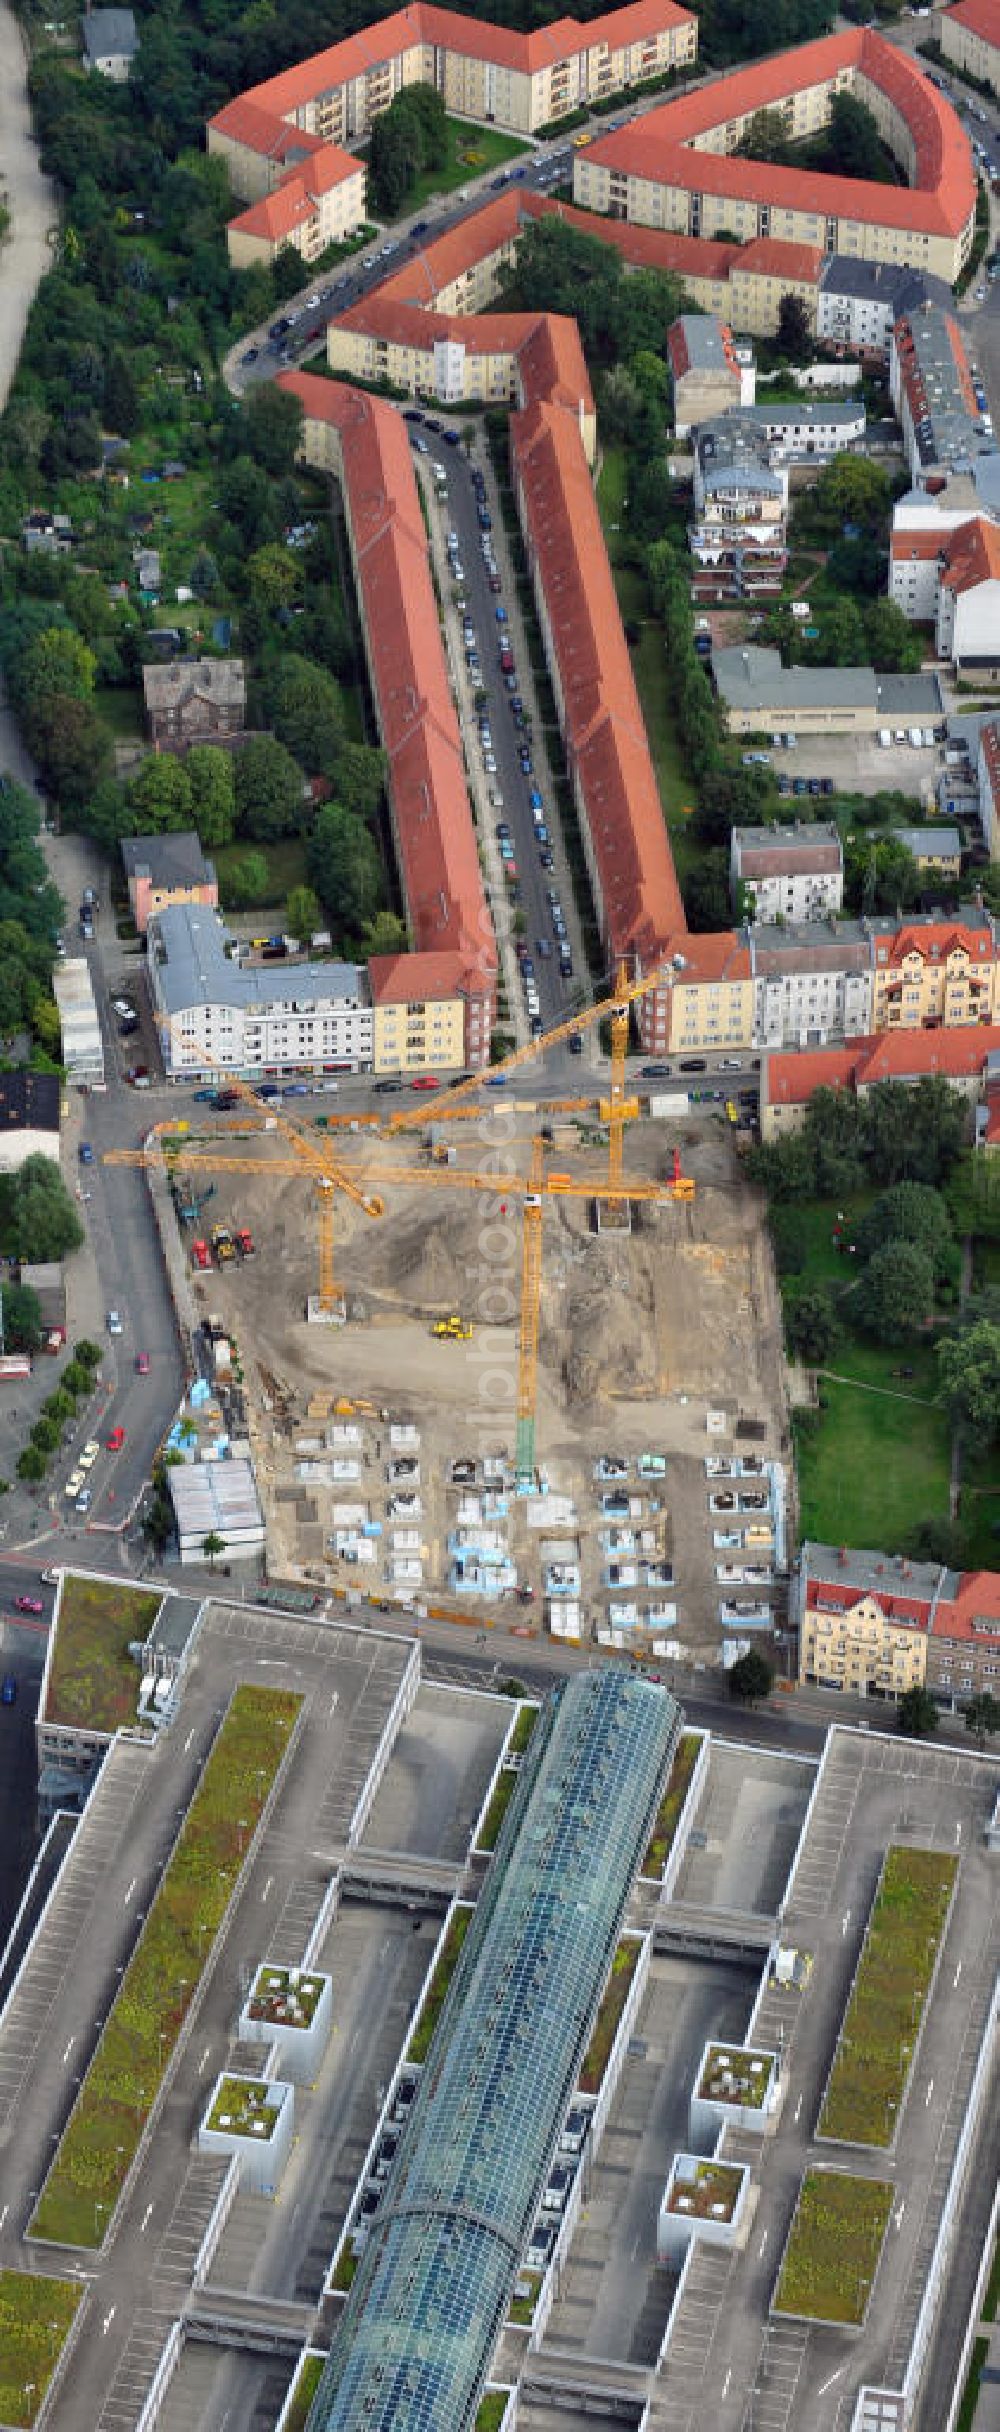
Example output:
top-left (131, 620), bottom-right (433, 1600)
top-left (246, 543), bottom-right (301, 613)
top-left (234, 735), bottom-right (305, 841)
top-left (336, 740), bottom-right (385, 819)
top-left (308, 801), bottom-right (383, 934)
top-left (965, 1690), bottom-right (1000, 1748)
top-left (854, 1239), bottom-right (934, 1342)
top-left (368, 107), bottom-right (414, 217)
top-left (30, 1417), bottom-right (59, 1454)
top-left (0, 1155), bottom-right (84, 1262)
top-left (104, 350), bottom-right (139, 434)
top-left (184, 746), bottom-right (235, 848)
top-left (854, 1182), bottom-right (953, 1271)
top-left (74, 1338), bottom-right (101, 1368)
top-left (786, 1286), bottom-right (840, 1366)
top-left (217, 455), bottom-right (277, 550)
top-left (0, 1281), bottom-right (42, 1353)
top-left (865, 1076), bottom-right (967, 1188)
top-left (202, 1530), bottom-right (226, 1570)
top-left (25, 693), bottom-right (111, 807)
top-left (266, 654), bottom-right (344, 779)
top-left (16, 1444), bottom-right (47, 1483)
top-left (897, 1683), bottom-right (939, 1737)
top-left (727, 1650), bottom-right (774, 1704)
top-left (223, 850), bottom-right (270, 909)
top-left (862, 599), bottom-right (924, 674)
top-left (286, 882), bottom-right (322, 942)
top-left (131, 753), bottom-right (194, 832)
top-left (364, 909), bottom-right (408, 956)
top-left (937, 1320), bottom-right (1000, 1443)
top-left (806, 451), bottom-right (890, 534)
top-left (776, 291), bottom-right (812, 361)
top-left (22, 625), bottom-right (97, 705)
top-left (189, 548), bottom-right (219, 601)
top-left (239, 382), bottom-right (303, 478)
top-left (738, 106), bottom-right (794, 164)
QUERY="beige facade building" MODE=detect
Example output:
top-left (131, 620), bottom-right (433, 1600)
top-left (369, 956), bottom-right (467, 1073)
top-left (795, 1540), bottom-right (1000, 1711)
top-left (940, 0), bottom-right (1000, 100)
top-left (574, 27), bottom-right (976, 283)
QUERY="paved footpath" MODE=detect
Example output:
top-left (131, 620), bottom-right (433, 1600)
top-left (0, 0), bottom-right (57, 413)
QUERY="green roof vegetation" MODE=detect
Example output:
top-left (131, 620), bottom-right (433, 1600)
top-left (508, 2272), bottom-right (542, 2327)
top-left (475, 1766), bottom-right (519, 1853)
top-left (45, 1574), bottom-right (161, 1734)
top-left (30, 1684), bottom-right (301, 2248)
top-left (0, 2271), bottom-right (82, 2429)
top-left (330, 2243), bottom-right (358, 2293)
top-left (283, 2350), bottom-right (325, 2432)
top-left (249, 1965), bottom-right (325, 2028)
top-left (509, 1703), bottom-right (539, 1757)
top-left (206, 2076), bottom-right (281, 2138)
top-left (665, 2159), bottom-right (745, 2222)
top-left (819, 1845), bottom-right (957, 2147)
top-left (406, 1904), bottom-right (474, 2065)
top-left (579, 1933), bottom-right (642, 2096)
top-left (475, 2391), bottom-right (511, 2430)
top-left (641, 1732), bottom-right (701, 1879)
top-left (698, 2045), bottom-right (775, 2109)
top-left (773, 2169), bottom-right (893, 2325)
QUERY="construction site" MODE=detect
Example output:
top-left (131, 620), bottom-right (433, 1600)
top-left (118, 994), bottom-right (790, 1663)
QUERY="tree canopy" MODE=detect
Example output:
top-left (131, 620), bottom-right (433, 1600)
top-left (0, 1155), bottom-right (84, 1263)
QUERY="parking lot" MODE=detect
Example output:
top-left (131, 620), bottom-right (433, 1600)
top-left (360, 1682), bottom-right (512, 1860)
top-left (764, 729), bottom-right (942, 805)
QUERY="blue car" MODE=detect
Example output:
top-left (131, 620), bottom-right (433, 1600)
top-left (1, 1674), bottom-right (16, 1706)
top-left (192, 1088), bottom-right (216, 1103)
top-left (79, 1141), bottom-right (94, 1164)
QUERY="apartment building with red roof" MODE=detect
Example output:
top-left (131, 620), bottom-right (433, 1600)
top-left (209, 97), bottom-right (366, 266)
top-left (328, 298), bottom-right (597, 461)
top-left (206, 0), bottom-right (697, 259)
top-left (574, 28), bottom-right (976, 280)
top-left (795, 1540), bottom-right (1000, 1707)
top-left (941, 0), bottom-right (1000, 100)
top-left (275, 370), bottom-right (495, 1069)
top-left (761, 1022), bottom-right (1000, 1138)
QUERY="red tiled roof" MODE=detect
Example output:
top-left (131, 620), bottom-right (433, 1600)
top-left (210, 96), bottom-right (328, 161)
top-left (584, 28), bottom-right (976, 239)
top-left (942, 0), bottom-right (1000, 49)
top-left (874, 918), bottom-right (995, 965)
top-left (940, 514), bottom-right (1000, 594)
top-left (333, 293), bottom-right (593, 416)
top-left (369, 950), bottom-right (471, 1002)
top-left (890, 527), bottom-right (948, 562)
top-left (512, 395), bottom-right (685, 966)
top-left (673, 932), bottom-right (749, 981)
top-left (229, 0), bottom-right (694, 123)
top-left (230, 183), bottom-right (316, 244)
top-left (277, 372), bottom-right (494, 995)
top-left (933, 1570), bottom-right (1000, 1644)
top-left (767, 1024), bottom-right (1000, 1107)
top-left (303, 145), bottom-right (365, 196)
top-left (732, 237), bottom-right (826, 284)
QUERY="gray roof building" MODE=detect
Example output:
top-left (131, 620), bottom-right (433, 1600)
top-left (81, 7), bottom-right (136, 73)
top-left (819, 258), bottom-right (952, 318)
top-left (713, 643), bottom-right (942, 731)
top-left (121, 832), bottom-right (216, 891)
top-left (309, 1670), bottom-right (679, 2432)
top-left (732, 823), bottom-right (843, 880)
top-left (149, 904), bottom-right (365, 1017)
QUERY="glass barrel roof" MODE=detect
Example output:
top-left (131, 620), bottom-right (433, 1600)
top-left (306, 1669), bottom-right (680, 2432)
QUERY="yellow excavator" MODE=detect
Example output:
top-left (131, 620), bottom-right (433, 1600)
top-left (432, 1315), bottom-right (474, 1341)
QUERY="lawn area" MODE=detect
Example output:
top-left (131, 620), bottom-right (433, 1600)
top-left (641, 1731), bottom-right (701, 1880)
top-left (30, 1685), bottom-right (301, 2249)
top-left (402, 119), bottom-right (529, 213)
top-left (407, 1903), bottom-right (474, 2064)
top-left (579, 1934), bottom-right (642, 2096)
top-left (475, 2395), bottom-right (512, 2432)
top-left (283, 2352), bottom-right (325, 2432)
top-left (213, 836), bottom-right (309, 915)
top-left (45, 1574), bottom-right (161, 1735)
top-left (819, 1845), bottom-right (957, 2148)
top-left (595, 445), bottom-right (698, 879)
top-left (0, 2272), bottom-right (82, 2429)
top-left (795, 1369), bottom-right (951, 1550)
top-left (773, 2169), bottom-right (893, 2325)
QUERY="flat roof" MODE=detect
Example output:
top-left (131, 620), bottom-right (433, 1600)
top-left (149, 903), bottom-right (366, 1015)
top-left (310, 1671), bottom-right (680, 2430)
top-left (43, 1572), bottom-right (162, 1735)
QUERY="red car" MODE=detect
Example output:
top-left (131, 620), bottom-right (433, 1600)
top-left (410, 1076), bottom-right (440, 1091)
top-left (136, 1351), bottom-right (150, 1375)
top-left (107, 1425), bottom-right (126, 1451)
top-left (15, 1596), bottom-right (43, 1614)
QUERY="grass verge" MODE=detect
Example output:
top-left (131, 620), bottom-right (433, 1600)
top-left (957, 2336), bottom-right (989, 2432)
top-left (475, 1766), bottom-right (519, 1853)
top-left (819, 1845), bottom-right (957, 2147)
top-left (773, 2169), bottom-right (892, 2325)
top-left (641, 1732), bottom-right (701, 1880)
top-left (475, 2397), bottom-right (512, 2432)
top-left (579, 1934), bottom-right (641, 2096)
top-left (406, 1904), bottom-right (474, 2065)
top-left (0, 2272), bottom-right (82, 2430)
top-left (45, 1574), bottom-right (161, 1735)
top-left (30, 1685), bottom-right (301, 2248)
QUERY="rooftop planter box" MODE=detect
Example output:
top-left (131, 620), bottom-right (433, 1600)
top-left (29, 1684), bottom-right (301, 2249)
top-left (406, 1903), bottom-right (474, 2066)
top-left (43, 1574), bottom-right (161, 1736)
top-left (240, 1965), bottom-right (332, 2083)
top-left (578, 1933), bottom-right (642, 2098)
top-left (508, 2270), bottom-right (543, 2327)
top-left (473, 1702), bottom-right (539, 1855)
top-left (475, 2392), bottom-right (515, 2432)
top-left (772, 2168), bottom-right (893, 2327)
top-left (818, 1845), bottom-right (957, 2150)
top-left (657, 2154), bottom-right (750, 2266)
top-left (0, 2271), bottom-right (83, 2431)
top-left (639, 1731), bottom-right (703, 1883)
top-left (199, 2073), bottom-right (294, 2195)
top-left (692, 2042), bottom-right (779, 2141)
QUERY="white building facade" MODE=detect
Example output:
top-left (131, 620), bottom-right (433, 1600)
top-left (148, 904), bottom-right (374, 1079)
